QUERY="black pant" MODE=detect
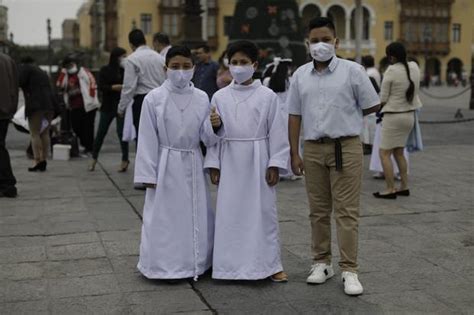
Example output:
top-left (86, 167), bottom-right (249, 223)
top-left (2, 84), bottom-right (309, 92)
top-left (92, 111), bottom-right (128, 161)
top-left (0, 120), bottom-right (16, 190)
top-left (132, 94), bottom-right (147, 142)
top-left (70, 107), bottom-right (97, 152)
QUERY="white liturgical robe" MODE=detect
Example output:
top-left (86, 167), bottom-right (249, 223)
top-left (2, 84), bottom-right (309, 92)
top-left (134, 80), bottom-right (218, 280)
top-left (205, 80), bottom-right (290, 280)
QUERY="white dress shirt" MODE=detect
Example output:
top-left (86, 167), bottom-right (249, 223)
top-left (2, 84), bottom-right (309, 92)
top-left (118, 45), bottom-right (166, 114)
top-left (160, 45), bottom-right (172, 58)
top-left (287, 57), bottom-right (380, 140)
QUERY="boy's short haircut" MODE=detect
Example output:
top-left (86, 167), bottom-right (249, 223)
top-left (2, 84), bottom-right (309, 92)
top-left (307, 17), bottom-right (336, 36)
top-left (153, 32), bottom-right (170, 45)
top-left (362, 55), bottom-right (375, 68)
top-left (128, 29), bottom-right (146, 47)
top-left (165, 45), bottom-right (194, 66)
top-left (227, 40), bottom-right (259, 63)
top-left (195, 44), bottom-right (210, 53)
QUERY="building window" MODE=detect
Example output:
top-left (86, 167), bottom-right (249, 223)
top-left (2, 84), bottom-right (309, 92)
top-left (208, 15), bottom-right (216, 37)
top-left (162, 13), bottom-right (179, 37)
top-left (452, 23), bottom-right (461, 42)
top-left (208, 0), bottom-right (217, 9)
top-left (162, 0), bottom-right (180, 7)
top-left (140, 14), bottom-right (152, 34)
top-left (224, 16), bottom-right (233, 36)
top-left (384, 21), bottom-right (393, 41)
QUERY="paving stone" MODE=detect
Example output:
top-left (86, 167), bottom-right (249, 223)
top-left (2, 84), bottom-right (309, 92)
top-left (48, 274), bottom-right (120, 299)
top-left (126, 289), bottom-right (208, 314)
top-left (0, 300), bottom-right (49, 315)
top-left (46, 232), bottom-right (100, 246)
top-left (0, 246), bottom-right (46, 264)
top-left (0, 279), bottom-right (47, 303)
top-left (0, 262), bottom-right (44, 281)
top-left (46, 242), bottom-right (106, 261)
top-left (103, 240), bottom-right (140, 257)
top-left (50, 294), bottom-right (129, 315)
top-left (44, 258), bottom-right (113, 278)
top-left (116, 272), bottom-right (191, 293)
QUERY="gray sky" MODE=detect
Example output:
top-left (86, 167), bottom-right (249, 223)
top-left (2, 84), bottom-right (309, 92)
top-left (2, 0), bottom-right (85, 46)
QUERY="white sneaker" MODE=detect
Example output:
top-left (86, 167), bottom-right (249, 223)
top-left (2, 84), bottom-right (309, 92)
top-left (306, 263), bottom-right (334, 284)
top-left (341, 271), bottom-right (363, 295)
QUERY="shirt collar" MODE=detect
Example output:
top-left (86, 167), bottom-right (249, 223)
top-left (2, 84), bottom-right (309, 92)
top-left (229, 79), bottom-right (262, 91)
top-left (312, 57), bottom-right (339, 74)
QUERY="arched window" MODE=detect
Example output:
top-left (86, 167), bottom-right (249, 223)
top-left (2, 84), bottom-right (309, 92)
top-left (327, 5), bottom-right (346, 39)
top-left (301, 4), bottom-right (322, 31)
top-left (350, 7), bottom-right (370, 40)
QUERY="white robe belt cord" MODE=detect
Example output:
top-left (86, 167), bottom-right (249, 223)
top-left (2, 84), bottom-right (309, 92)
top-left (159, 145), bottom-right (200, 281)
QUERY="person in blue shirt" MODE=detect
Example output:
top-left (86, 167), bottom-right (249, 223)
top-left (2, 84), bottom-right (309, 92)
top-left (192, 44), bottom-right (219, 100)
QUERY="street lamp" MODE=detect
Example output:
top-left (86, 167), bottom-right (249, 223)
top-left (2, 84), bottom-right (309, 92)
top-left (469, 61), bottom-right (474, 109)
top-left (47, 18), bottom-right (52, 74)
top-left (423, 24), bottom-right (432, 87)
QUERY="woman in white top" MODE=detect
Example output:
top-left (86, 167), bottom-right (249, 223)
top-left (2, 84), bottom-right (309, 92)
top-left (262, 58), bottom-right (301, 180)
top-left (374, 42), bottom-right (422, 199)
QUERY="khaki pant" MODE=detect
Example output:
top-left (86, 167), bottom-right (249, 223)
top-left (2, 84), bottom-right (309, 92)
top-left (28, 111), bottom-right (52, 163)
top-left (303, 137), bottom-right (363, 273)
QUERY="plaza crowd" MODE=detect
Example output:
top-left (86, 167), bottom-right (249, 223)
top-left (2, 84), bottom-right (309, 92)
top-left (0, 17), bottom-right (423, 296)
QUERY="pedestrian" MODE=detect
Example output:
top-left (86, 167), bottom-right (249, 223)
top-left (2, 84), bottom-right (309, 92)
top-left (152, 32), bottom-right (172, 58)
top-left (287, 17), bottom-right (380, 295)
top-left (205, 40), bottom-right (289, 282)
top-left (134, 46), bottom-right (221, 280)
top-left (373, 42), bottom-right (422, 199)
top-left (360, 55), bottom-right (380, 154)
top-left (216, 50), bottom-right (232, 89)
top-left (56, 56), bottom-right (100, 154)
top-left (369, 115), bottom-right (409, 180)
top-left (89, 47), bottom-right (130, 172)
top-left (262, 57), bottom-right (300, 181)
top-left (192, 44), bottom-right (219, 100)
top-left (18, 57), bottom-right (56, 172)
top-left (0, 52), bottom-right (19, 198)
top-left (117, 29), bottom-right (166, 141)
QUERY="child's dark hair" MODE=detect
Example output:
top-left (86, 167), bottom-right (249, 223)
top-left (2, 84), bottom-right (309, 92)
top-left (361, 55), bottom-right (375, 68)
top-left (268, 61), bottom-right (291, 93)
top-left (128, 29), bottom-right (146, 47)
top-left (227, 40), bottom-right (258, 63)
top-left (308, 17), bottom-right (336, 36)
top-left (386, 42), bottom-right (415, 102)
top-left (165, 45), bottom-right (194, 66)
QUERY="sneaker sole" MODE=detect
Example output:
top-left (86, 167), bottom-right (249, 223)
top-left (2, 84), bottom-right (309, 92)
top-left (306, 269), bottom-right (334, 284)
top-left (344, 289), bottom-right (363, 296)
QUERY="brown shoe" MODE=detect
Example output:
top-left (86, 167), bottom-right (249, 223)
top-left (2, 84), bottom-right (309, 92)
top-left (270, 271), bottom-right (288, 283)
top-left (118, 160), bottom-right (130, 173)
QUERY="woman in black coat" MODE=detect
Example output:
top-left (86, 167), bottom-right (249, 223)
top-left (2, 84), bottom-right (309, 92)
top-left (89, 47), bottom-right (129, 172)
top-left (19, 57), bottom-right (55, 171)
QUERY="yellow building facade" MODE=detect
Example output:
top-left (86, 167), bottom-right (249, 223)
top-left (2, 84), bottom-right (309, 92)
top-left (76, 0), bottom-right (473, 82)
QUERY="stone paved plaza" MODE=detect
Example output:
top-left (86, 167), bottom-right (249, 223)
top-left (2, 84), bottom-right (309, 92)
top-left (1, 87), bottom-right (473, 314)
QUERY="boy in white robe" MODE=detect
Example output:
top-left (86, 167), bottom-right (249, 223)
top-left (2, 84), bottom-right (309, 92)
top-left (204, 41), bottom-right (290, 282)
top-left (134, 46), bottom-right (221, 280)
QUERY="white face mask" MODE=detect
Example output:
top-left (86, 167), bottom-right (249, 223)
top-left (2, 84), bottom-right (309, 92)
top-left (67, 65), bottom-right (78, 74)
top-left (167, 68), bottom-right (194, 88)
top-left (310, 41), bottom-right (336, 62)
top-left (229, 65), bottom-right (255, 84)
